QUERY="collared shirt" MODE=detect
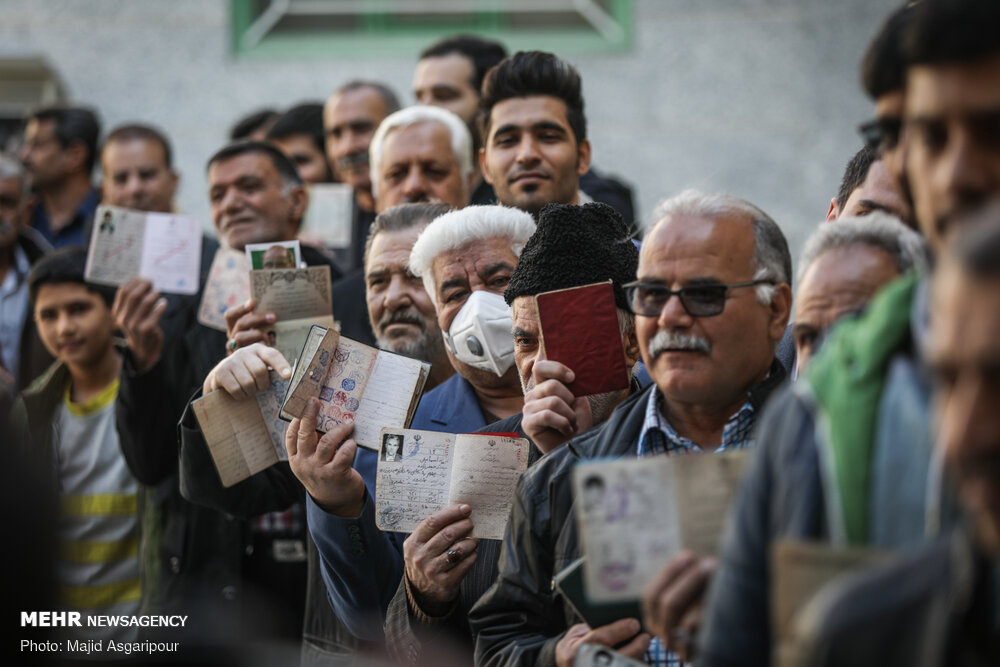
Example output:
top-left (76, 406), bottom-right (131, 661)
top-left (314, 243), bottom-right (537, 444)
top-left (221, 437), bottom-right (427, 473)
top-left (0, 243), bottom-right (31, 381)
top-left (31, 187), bottom-right (100, 248)
top-left (637, 388), bottom-right (756, 457)
top-left (636, 388), bottom-right (756, 667)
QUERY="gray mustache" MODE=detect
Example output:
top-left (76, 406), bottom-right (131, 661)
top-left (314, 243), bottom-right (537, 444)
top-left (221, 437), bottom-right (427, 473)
top-left (378, 307), bottom-right (426, 331)
top-left (648, 330), bottom-right (711, 357)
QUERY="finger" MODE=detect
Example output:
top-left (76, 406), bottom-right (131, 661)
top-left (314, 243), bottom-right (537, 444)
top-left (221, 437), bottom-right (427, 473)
top-left (124, 288), bottom-right (163, 334)
top-left (224, 298), bottom-right (255, 332)
top-left (251, 343), bottom-right (292, 379)
top-left (410, 504), bottom-right (474, 545)
top-left (527, 396), bottom-right (579, 434)
top-left (616, 632), bottom-right (652, 660)
top-left (531, 359), bottom-right (575, 385)
top-left (219, 361), bottom-right (257, 400)
top-left (642, 551), bottom-right (696, 626)
top-left (443, 547), bottom-right (478, 580)
top-left (585, 618), bottom-right (642, 647)
top-left (653, 559), bottom-right (714, 644)
top-left (296, 398), bottom-right (322, 456)
top-left (241, 350), bottom-right (273, 392)
top-left (138, 297), bottom-right (169, 332)
top-left (233, 329), bottom-right (266, 349)
top-left (528, 377), bottom-right (579, 407)
top-left (312, 418), bottom-right (357, 463)
top-left (329, 436), bottom-right (358, 470)
top-left (424, 519), bottom-right (476, 560)
top-left (286, 418), bottom-right (302, 457)
top-left (232, 311), bottom-right (277, 336)
top-left (565, 623), bottom-right (591, 641)
top-left (112, 278), bottom-right (152, 325)
top-left (673, 605), bottom-right (702, 660)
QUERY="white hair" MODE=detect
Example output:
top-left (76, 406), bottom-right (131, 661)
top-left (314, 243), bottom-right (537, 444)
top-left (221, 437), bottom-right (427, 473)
top-left (0, 152), bottom-right (29, 199)
top-left (797, 212), bottom-right (928, 283)
top-left (409, 205), bottom-right (536, 303)
top-left (369, 105), bottom-right (473, 198)
top-left (649, 188), bottom-right (792, 303)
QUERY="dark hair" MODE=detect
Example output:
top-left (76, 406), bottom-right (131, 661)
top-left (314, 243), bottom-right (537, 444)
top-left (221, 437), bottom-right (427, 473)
top-left (835, 145), bottom-right (879, 211)
top-left (480, 51), bottom-right (587, 144)
top-left (229, 108), bottom-right (280, 141)
top-left (205, 140), bottom-right (304, 188)
top-left (103, 123), bottom-right (173, 169)
top-left (583, 475), bottom-right (605, 491)
top-left (364, 202), bottom-right (452, 268)
top-left (28, 246), bottom-right (115, 307)
top-left (860, 3), bottom-right (916, 100)
top-left (266, 103), bottom-right (327, 154)
top-left (420, 35), bottom-right (508, 91)
top-left (904, 0), bottom-right (1000, 67)
top-left (335, 81), bottom-right (402, 115)
top-left (27, 106), bottom-right (101, 174)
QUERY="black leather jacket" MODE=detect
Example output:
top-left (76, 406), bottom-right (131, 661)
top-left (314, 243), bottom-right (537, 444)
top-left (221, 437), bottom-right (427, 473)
top-left (469, 363), bottom-right (786, 666)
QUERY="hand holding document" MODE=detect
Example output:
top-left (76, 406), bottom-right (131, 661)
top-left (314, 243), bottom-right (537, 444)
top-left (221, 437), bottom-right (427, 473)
top-left (279, 325), bottom-right (430, 450)
top-left (85, 205), bottom-right (202, 295)
top-left (374, 428), bottom-right (530, 539)
top-left (572, 451), bottom-right (750, 603)
top-left (192, 368), bottom-right (291, 487)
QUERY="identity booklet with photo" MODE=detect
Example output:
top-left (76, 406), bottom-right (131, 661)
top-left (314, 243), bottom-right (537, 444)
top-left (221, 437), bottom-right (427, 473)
top-left (85, 204), bottom-right (203, 295)
top-left (374, 428), bottom-right (530, 539)
top-left (572, 450), bottom-right (750, 603)
top-left (279, 325), bottom-right (430, 451)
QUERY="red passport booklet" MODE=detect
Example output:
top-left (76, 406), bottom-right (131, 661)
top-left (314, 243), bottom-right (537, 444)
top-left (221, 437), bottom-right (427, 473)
top-left (535, 281), bottom-right (630, 397)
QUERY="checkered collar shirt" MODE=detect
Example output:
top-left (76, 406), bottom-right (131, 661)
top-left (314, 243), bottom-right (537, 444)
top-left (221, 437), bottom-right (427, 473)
top-left (637, 388), bottom-right (757, 457)
top-left (635, 388), bottom-right (757, 667)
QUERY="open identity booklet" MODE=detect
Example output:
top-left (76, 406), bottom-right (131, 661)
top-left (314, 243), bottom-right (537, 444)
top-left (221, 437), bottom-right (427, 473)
top-left (193, 324), bottom-right (430, 487)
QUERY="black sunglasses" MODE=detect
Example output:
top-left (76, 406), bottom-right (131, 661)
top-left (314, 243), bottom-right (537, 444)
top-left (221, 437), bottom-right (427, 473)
top-left (858, 116), bottom-right (902, 153)
top-left (623, 279), bottom-right (773, 318)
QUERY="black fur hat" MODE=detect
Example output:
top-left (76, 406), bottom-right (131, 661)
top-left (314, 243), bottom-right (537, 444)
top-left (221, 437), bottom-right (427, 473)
top-left (504, 202), bottom-right (638, 309)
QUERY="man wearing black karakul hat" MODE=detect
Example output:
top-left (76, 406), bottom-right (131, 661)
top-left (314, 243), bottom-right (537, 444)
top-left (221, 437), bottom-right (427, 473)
top-left (383, 201), bottom-right (647, 663)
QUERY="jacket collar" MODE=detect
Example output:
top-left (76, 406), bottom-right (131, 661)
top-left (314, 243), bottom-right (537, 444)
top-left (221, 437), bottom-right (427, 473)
top-left (567, 357), bottom-right (786, 461)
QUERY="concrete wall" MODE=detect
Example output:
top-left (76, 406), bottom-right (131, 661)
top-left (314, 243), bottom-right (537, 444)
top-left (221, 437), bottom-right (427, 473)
top-left (0, 0), bottom-right (902, 264)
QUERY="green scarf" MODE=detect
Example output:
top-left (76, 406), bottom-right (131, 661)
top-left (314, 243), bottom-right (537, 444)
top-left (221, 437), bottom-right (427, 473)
top-left (805, 272), bottom-right (920, 545)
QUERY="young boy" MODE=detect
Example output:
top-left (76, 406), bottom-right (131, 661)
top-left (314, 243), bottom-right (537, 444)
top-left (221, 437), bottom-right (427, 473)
top-left (11, 246), bottom-right (141, 641)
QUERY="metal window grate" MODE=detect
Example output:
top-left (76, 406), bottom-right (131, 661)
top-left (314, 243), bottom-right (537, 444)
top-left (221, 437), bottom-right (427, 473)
top-left (232, 0), bottom-right (632, 57)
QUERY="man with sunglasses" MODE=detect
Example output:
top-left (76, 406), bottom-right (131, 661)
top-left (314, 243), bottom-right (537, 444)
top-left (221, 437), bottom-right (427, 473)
top-left (471, 189), bottom-right (792, 666)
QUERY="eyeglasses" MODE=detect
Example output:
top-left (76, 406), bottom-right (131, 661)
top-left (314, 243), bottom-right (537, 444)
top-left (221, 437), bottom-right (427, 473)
top-left (623, 279), bottom-right (774, 318)
top-left (858, 116), bottom-right (902, 153)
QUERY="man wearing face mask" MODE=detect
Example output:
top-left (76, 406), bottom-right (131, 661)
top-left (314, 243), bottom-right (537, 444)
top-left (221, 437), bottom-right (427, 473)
top-left (383, 202), bottom-right (646, 664)
top-left (288, 205), bottom-right (535, 642)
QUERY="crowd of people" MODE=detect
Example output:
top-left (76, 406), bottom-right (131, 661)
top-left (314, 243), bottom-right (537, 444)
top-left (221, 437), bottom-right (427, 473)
top-left (4, 0), bottom-right (1000, 665)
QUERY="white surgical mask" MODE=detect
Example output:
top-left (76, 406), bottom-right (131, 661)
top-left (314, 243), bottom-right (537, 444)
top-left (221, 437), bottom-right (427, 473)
top-left (443, 290), bottom-right (515, 377)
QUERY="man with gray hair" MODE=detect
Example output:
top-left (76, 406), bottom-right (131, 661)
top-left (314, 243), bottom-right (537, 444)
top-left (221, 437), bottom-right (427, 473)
top-left (794, 213), bottom-right (927, 370)
top-left (369, 105), bottom-right (476, 213)
top-left (286, 204), bottom-right (534, 641)
top-left (471, 189), bottom-right (793, 666)
top-left (0, 153), bottom-right (53, 399)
